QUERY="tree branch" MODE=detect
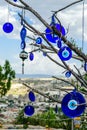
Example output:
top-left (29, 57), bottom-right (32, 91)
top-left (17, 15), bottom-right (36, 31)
top-left (19, 79), bottom-right (61, 103)
top-left (52, 76), bottom-right (76, 89)
top-left (53, 0), bottom-right (83, 14)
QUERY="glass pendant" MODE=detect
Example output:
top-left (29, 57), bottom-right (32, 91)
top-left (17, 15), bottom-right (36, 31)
top-left (28, 91), bottom-right (35, 102)
top-left (24, 105), bottom-right (34, 116)
top-left (13, 0), bottom-right (17, 1)
top-left (84, 62), bottom-right (87, 71)
top-left (20, 27), bottom-right (27, 41)
top-left (65, 71), bottom-right (71, 78)
top-left (3, 22), bottom-right (13, 33)
top-left (20, 41), bottom-right (26, 50)
top-left (29, 52), bottom-right (34, 61)
top-left (55, 104), bottom-right (58, 113)
top-left (43, 52), bottom-right (47, 57)
top-left (57, 39), bottom-right (62, 48)
top-left (45, 23), bottom-right (65, 43)
top-left (51, 14), bottom-right (56, 25)
top-left (61, 91), bottom-right (86, 118)
top-left (58, 46), bottom-right (72, 61)
top-left (36, 37), bottom-right (42, 44)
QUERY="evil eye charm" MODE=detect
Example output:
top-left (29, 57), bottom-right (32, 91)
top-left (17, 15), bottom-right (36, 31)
top-left (65, 71), bottom-right (71, 78)
top-left (3, 22), bottom-right (14, 33)
top-left (58, 46), bottom-right (72, 61)
top-left (28, 91), bottom-right (35, 102)
top-left (36, 37), bottom-right (42, 44)
top-left (68, 100), bottom-right (77, 110)
top-left (21, 41), bottom-right (26, 50)
top-left (24, 105), bottom-right (34, 116)
top-left (29, 52), bottom-right (34, 61)
top-left (20, 27), bottom-right (27, 41)
top-left (43, 52), bottom-right (47, 57)
top-left (84, 62), bottom-right (87, 72)
top-left (61, 91), bottom-right (86, 118)
top-left (57, 39), bottom-right (62, 48)
top-left (45, 23), bottom-right (65, 43)
top-left (55, 104), bottom-right (58, 113)
top-left (13, 0), bottom-right (17, 2)
top-left (51, 14), bottom-right (56, 25)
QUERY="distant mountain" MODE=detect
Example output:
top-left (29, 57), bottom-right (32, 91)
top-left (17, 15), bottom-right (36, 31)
top-left (16, 73), bottom-right (52, 79)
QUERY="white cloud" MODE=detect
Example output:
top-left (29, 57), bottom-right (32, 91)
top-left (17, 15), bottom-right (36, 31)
top-left (0, 0), bottom-right (87, 75)
top-left (23, 52), bottom-right (65, 75)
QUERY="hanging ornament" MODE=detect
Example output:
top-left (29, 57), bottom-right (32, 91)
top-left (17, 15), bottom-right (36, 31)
top-left (43, 52), bottom-right (47, 57)
top-left (20, 27), bottom-right (27, 41)
top-left (20, 41), bottom-right (26, 50)
top-left (19, 50), bottom-right (28, 61)
top-left (84, 62), bottom-right (87, 71)
top-left (24, 105), bottom-right (35, 116)
top-left (13, 0), bottom-right (17, 2)
top-left (55, 104), bottom-right (58, 114)
top-left (61, 90), bottom-right (86, 118)
top-left (65, 71), bottom-right (71, 78)
top-left (29, 52), bottom-right (34, 61)
top-left (3, 3), bottom-right (14, 33)
top-left (3, 22), bottom-right (14, 33)
top-left (57, 39), bottom-right (62, 48)
top-left (51, 14), bottom-right (56, 26)
top-left (58, 46), bottom-right (72, 61)
top-left (28, 91), bottom-right (35, 102)
top-left (19, 51), bottom-right (28, 74)
top-left (36, 37), bottom-right (42, 44)
top-left (45, 23), bottom-right (65, 43)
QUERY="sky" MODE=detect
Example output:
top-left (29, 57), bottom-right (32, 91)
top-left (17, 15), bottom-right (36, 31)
top-left (0, 0), bottom-right (87, 76)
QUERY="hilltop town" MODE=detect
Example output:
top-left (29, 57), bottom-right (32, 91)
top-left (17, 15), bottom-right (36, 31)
top-left (0, 77), bottom-right (85, 129)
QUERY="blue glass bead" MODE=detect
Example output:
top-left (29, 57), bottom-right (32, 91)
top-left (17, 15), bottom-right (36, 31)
top-left (55, 105), bottom-right (58, 113)
top-left (20, 27), bottom-right (27, 41)
top-left (29, 52), bottom-right (34, 61)
top-left (28, 91), bottom-right (35, 102)
top-left (20, 41), bottom-right (26, 50)
top-left (24, 105), bottom-right (34, 116)
top-left (61, 91), bottom-right (86, 118)
top-left (84, 62), bottom-right (87, 71)
top-left (36, 37), bottom-right (42, 44)
top-left (58, 46), bottom-right (72, 61)
top-left (3, 22), bottom-right (13, 33)
top-left (13, 0), bottom-right (17, 2)
top-left (45, 23), bottom-right (65, 43)
top-left (51, 14), bottom-right (56, 25)
top-left (57, 39), bottom-right (62, 48)
top-left (65, 71), bottom-right (71, 78)
top-left (43, 52), bottom-right (47, 57)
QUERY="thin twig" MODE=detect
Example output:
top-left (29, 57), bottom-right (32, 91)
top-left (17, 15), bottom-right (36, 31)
top-left (52, 0), bottom-right (83, 14)
top-left (74, 65), bottom-right (87, 85)
top-left (52, 76), bottom-right (76, 89)
top-left (19, 79), bottom-right (61, 104)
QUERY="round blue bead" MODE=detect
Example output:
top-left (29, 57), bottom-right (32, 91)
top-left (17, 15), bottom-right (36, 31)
top-left (24, 105), bottom-right (34, 116)
top-left (3, 22), bottom-right (13, 33)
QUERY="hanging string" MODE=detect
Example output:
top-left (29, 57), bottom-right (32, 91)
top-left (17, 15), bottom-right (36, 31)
top-left (82, 0), bottom-right (85, 52)
top-left (80, 0), bottom-right (85, 68)
top-left (23, 8), bottom-right (25, 27)
top-left (7, 3), bottom-right (10, 22)
top-left (21, 7), bottom-right (25, 26)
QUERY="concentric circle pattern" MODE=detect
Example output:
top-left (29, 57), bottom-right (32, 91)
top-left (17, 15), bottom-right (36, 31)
top-left (58, 46), bottom-right (72, 61)
top-left (61, 91), bottom-right (86, 118)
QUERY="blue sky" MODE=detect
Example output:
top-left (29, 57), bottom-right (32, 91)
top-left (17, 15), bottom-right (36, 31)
top-left (0, 0), bottom-right (87, 76)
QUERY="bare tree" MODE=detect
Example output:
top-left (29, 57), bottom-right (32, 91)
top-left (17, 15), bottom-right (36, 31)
top-left (4, 0), bottom-right (87, 96)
